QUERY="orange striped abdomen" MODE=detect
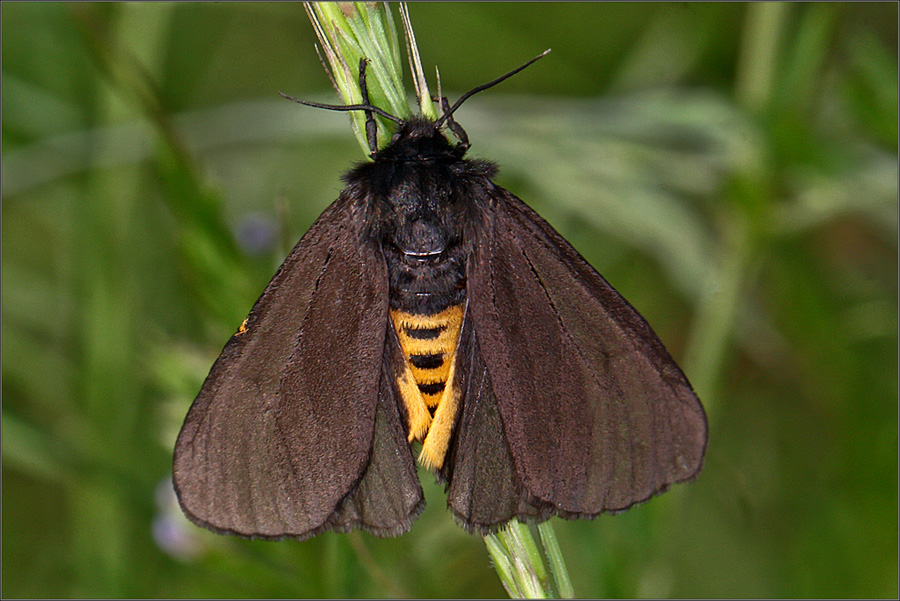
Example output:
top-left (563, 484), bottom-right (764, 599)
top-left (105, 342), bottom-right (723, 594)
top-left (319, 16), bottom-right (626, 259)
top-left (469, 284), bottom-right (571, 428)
top-left (390, 304), bottom-right (464, 470)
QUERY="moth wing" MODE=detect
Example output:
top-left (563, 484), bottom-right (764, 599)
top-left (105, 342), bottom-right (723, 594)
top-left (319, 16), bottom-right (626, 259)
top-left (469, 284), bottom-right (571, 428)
top-left (326, 340), bottom-right (426, 536)
top-left (468, 189), bottom-right (708, 517)
top-left (173, 194), bottom-right (423, 540)
top-left (441, 313), bottom-right (548, 532)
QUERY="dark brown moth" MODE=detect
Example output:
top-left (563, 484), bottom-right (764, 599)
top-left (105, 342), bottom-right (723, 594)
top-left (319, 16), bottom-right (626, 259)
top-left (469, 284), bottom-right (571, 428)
top-left (173, 53), bottom-right (707, 540)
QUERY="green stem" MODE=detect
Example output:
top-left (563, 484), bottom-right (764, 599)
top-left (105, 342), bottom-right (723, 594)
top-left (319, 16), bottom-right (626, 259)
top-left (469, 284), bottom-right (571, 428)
top-left (305, 2), bottom-right (411, 154)
top-left (486, 521), bottom-right (574, 598)
top-left (538, 521), bottom-right (574, 599)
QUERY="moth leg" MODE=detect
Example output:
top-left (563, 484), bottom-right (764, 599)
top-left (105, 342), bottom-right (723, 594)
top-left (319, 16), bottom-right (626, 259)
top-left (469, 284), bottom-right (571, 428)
top-left (439, 96), bottom-right (469, 151)
top-left (358, 58), bottom-right (379, 155)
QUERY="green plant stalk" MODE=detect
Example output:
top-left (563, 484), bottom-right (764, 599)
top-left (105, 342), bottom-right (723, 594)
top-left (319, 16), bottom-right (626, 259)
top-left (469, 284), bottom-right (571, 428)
top-left (538, 521), bottom-right (574, 598)
top-left (306, 2), bottom-right (435, 154)
top-left (484, 533), bottom-right (523, 597)
top-left (399, 2), bottom-right (438, 121)
top-left (485, 521), bottom-right (575, 599)
top-left (303, 3), bottom-right (572, 598)
top-left (502, 522), bottom-right (547, 598)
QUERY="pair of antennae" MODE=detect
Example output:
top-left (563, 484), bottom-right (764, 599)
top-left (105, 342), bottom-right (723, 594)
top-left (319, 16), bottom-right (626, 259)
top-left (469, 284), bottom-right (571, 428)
top-left (434, 48), bottom-right (550, 128)
top-left (280, 49), bottom-right (551, 149)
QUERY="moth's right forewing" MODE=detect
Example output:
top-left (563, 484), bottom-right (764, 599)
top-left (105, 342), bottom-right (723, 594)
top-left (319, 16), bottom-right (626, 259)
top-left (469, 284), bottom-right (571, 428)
top-left (469, 189), bottom-right (707, 517)
top-left (173, 194), bottom-right (405, 540)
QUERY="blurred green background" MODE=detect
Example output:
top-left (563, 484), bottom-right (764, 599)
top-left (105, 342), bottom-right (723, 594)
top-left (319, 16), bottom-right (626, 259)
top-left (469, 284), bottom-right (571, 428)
top-left (3, 2), bottom-right (897, 598)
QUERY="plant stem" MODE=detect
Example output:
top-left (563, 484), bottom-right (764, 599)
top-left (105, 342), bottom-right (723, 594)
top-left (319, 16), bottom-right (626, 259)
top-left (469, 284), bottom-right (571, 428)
top-left (538, 521), bottom-right (574, 599)
top-left (305, 2), bottom-right (411, 154)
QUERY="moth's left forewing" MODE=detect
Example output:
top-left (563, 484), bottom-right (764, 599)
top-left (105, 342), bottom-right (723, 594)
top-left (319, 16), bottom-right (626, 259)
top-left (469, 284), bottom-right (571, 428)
top-left (467, 188), bottom-right (707, 517)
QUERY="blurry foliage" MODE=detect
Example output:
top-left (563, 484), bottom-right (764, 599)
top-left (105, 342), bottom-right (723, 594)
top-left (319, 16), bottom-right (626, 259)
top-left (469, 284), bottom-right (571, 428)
top-left (2, 2), bottom-right (897, 598)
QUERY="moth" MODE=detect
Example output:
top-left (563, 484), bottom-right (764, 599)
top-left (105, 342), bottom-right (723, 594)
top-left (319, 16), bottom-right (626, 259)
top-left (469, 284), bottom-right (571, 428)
top-left (173, 53), bottom-right (707, 540)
